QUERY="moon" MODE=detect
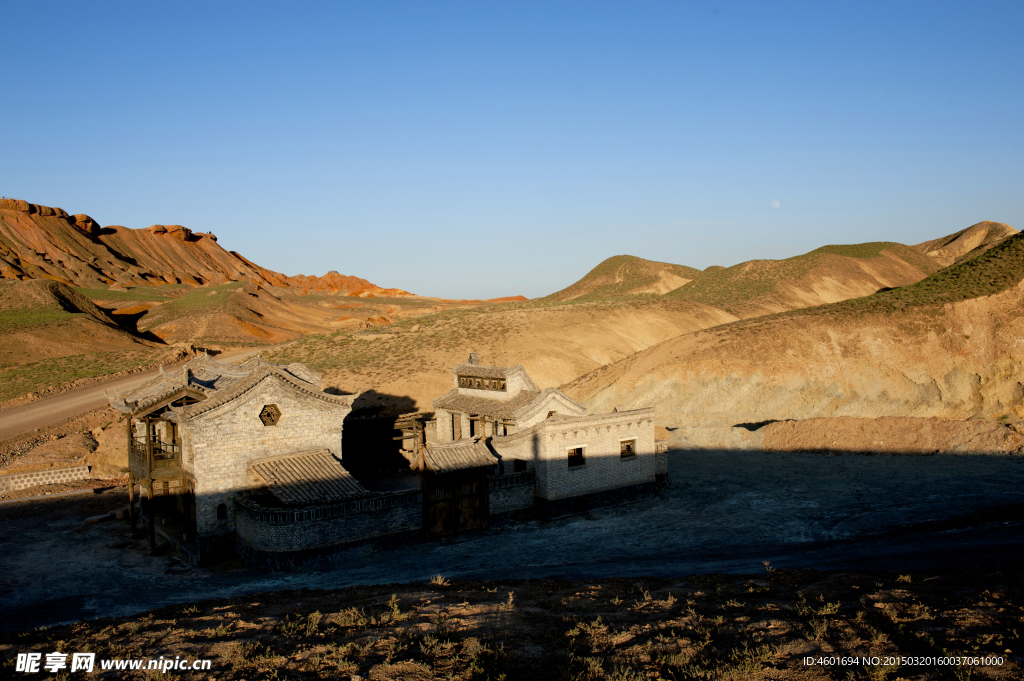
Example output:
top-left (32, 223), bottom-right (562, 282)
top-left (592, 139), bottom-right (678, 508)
top-left (771, 200), bottom-right (780, 209)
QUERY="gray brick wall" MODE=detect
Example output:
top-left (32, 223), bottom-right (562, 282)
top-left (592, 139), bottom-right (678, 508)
top-left (185, 378), bottom-right (351, 537)
top-left (234, 489), bottom-right (423, 554)
top-left (492, 408), bottom-right (657, 501)
top-left (487, 471), bottom-right (535, 513)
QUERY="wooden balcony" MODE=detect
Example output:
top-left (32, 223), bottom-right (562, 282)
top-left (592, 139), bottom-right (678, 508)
top-left (129, 439), bottom-right (182, 479)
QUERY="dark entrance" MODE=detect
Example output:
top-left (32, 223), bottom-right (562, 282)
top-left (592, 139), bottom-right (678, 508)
top-left (424, 470), bottom-right (489, 538)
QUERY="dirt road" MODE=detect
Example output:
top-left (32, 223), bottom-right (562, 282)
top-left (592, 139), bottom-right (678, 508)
top-left (0, 347), bottom-right (273, 441)
top-left (2, 448), bottom-right (1022, 632)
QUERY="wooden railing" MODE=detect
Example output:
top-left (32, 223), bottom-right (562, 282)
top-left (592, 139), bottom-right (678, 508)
top-left (130, 439), bottom-right (181, 473)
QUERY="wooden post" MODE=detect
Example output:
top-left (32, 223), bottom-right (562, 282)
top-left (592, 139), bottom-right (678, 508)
top-left (126, 416), bottom-right (137, 531)
top-left (128, 473), bottom-right (137, 531)
top-left (147, 479), bottom-right (156, 551)
top-left (145, 417), bottom-right (153, 476)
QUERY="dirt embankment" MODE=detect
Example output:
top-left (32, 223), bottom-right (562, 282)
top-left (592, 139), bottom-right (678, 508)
top-left (759, 416), bottom-right (1024, 455)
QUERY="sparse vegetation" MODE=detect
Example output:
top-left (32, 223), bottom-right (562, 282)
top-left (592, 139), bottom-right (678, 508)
top-left (0, 349), bottom-right (166, 402)
top-left (667, 242), bottom-right (940, 315)
top-left (4, 569), bottom-right (1018, 680)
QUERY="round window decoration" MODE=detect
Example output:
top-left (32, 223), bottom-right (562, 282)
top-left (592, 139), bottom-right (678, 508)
top-left (259, 404), bottom-right (281, 426)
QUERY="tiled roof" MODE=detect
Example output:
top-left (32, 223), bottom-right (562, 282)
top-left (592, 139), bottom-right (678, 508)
top-left (182, 365), bottom-right (350, 419)
top-left (423, 439), bottom-right (498, 474)
top-left (249, 449), bottom-right (367, 505)
top-left (432, 388), bottom-right (541, 419)
top-left (452, 363), bottom-right (510, 379)
top-left (107, 354), bottom-right (326, 416)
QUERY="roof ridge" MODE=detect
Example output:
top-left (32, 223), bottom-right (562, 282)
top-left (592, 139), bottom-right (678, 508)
top-left (183, 364), bottom-right (351, 419)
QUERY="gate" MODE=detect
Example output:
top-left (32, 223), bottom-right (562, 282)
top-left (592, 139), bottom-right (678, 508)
top-left (424, 472), bottom-right (489, 538)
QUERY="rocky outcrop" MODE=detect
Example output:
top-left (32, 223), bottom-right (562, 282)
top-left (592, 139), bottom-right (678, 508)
top-left (281, 270), bottom-right (412, 297)
top-left (0, 198), bottom-right (409, 295)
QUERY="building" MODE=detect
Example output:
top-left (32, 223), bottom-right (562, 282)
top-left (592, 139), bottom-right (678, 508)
top-left (108, 353), bottom-right (363, 562)
top-left (426, 353), bottom-right (667, 520)
top-left (108, 352), bottom-right (666, 570)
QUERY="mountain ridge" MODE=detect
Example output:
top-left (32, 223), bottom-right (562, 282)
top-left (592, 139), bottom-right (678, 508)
top-left (0, 198), bottom-right (410, 296)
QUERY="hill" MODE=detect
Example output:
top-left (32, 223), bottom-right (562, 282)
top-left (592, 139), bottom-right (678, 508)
top-left (0, 279), bottom-right (168, 401)
top-left (540, 255), bottom-right (703, 302)
top-left (913, 220), bottom-right (1018, 267)
top-left (665, 241), bottom-right (942, 318)
top-left (565, 231), bottom-right (1024, 444)
top-left (0, 198), bottom-right (409, 295)
top-left (265, 296), bottom-right (737, 411)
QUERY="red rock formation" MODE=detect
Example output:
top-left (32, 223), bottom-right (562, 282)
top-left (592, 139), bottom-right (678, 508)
top-left (0, 198), bottom-right (411, 296)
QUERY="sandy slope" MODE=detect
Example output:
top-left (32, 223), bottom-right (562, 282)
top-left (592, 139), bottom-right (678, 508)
top-left (269, 299), bottom-right (738, 411)
top-left (914, 220), bottom-right (1019, 267)
top-left (666, 243), bottom-right (941, 318)
top-left (565, 236), bottom-right (1024, 442)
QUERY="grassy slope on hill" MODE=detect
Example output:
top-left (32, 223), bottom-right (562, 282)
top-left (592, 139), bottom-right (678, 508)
top-left (0, 280), bottom-right (166, 402)
top-left (666, 242), bottom-right (941, 316)
top-left (540, 255), bottom-right (703, 303)
top-left (566, 232), bottom-right (1024, 422)
top-left (769, 231), bottom-right (1024, 323)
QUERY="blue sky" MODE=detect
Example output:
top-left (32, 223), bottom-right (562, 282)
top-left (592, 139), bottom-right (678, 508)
top-left (2, 1), bottom-right (1022, 298)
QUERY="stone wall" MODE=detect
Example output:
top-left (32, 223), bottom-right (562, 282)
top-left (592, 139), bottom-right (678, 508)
top-left (435, 410), bottom-right (454, 442)
top-left (0, 465), bottom-right (91, 493)
top-left (492, 408), bottom-right (657, 501)
top-left (234, 489), bottom-right (423, 556)
top-left (655, 450), bottom-right (668, 477)
top-left (487, 471), bottom-right (535, 514)
top-left (186, 377), bottom-right (351, 536)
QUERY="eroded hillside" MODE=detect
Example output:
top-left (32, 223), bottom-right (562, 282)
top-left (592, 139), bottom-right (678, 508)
top-left (264, 298), bottom-right (737, 411)
top-left (914, 220), bottom-right (1018, 267)
top-left (665, 242), bottom-right (941, 317)
top-left (0, 198), bottom-right (410, 295)
top-left (565, 232), bottom-right (1024, 440)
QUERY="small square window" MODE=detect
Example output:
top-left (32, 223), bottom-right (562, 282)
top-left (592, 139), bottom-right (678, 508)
top-left (568, 446), bottom-right (585, 468)
top-left (620, 439), bottom-right (636, 458)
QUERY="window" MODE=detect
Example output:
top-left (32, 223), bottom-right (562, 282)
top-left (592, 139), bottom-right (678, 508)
top-left (216, 503), bottom-right (228, 520)
top-left (458, 375), bottom-right (507, 392)
top-left (620, 439), bottom-right (637, 458)
top-left (568, 446), bottom-right (585, 469)
top-left (259, 404), bottom-right (281, 426)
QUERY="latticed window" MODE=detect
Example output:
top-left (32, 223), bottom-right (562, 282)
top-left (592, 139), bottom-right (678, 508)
top-left (259, 404), bottom-right (281, 426)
